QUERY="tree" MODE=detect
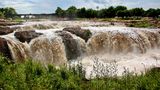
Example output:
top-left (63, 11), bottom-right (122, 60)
top-left (54, 6), bottom-right (160, 19)
top-left (3, 7), bottom-right (17, 18)
top-left (77, 7), bottom-right (86, 18)
top-left (157, 8), bottom-right (160, 16)
top-left (106, 6), bottom-right (116, 18)
top-left (85, 9), bottom-right (97, 18)
top-left (66, 6), bottom-right (77, 19)
top-left (98, 6), bottom-right (116, 18)
top-left (117, 10), bottom-right (131, 18)
top-left (55, 7), bottom-right (65, 17)
top-left (115, 6), bottom-right (127, 12)
top-left (115, 6), bottom-right (127, 17)
top-left (98, 9), bottom-right (107, 18)
top-left (130, 8), bottom-right (145, 17)
top-left (146, 8), bottom-right (158, 17)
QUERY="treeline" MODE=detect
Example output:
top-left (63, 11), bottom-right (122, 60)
top-left (0, 7), bottom-right (17, 19)
top-left (55, 6), bottom-right (160, 19)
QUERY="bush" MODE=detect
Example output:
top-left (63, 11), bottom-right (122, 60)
top-left (0, 55), bottom-right (160, 89)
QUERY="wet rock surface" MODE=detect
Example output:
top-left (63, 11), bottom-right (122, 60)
top-left (57, 31), bottom-right (82, 60)
top-left (30, 37), bottom-right (67, 66)
top-left (63, 27), bottom-right (92, 42)
top-left (0, 27), bottom-right (14, 35)
top-left (0, 38), bottom-right (12, 59)
top-left (14, 30), bottom-right (42, 43)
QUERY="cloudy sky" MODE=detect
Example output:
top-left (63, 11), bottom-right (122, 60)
top-left (0, 0), bottom-right (160, 14)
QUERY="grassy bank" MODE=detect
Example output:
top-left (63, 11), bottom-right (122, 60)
top-left (0, 56), bottom-right (160, 90)
top-left (85, 17), bottom-right (160, 28)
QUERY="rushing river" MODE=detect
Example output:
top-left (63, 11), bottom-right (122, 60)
top-left (1, 21), bottom-right (160, 79)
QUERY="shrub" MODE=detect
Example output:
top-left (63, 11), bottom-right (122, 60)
top-left (0, 55), bottom-right (160, 89)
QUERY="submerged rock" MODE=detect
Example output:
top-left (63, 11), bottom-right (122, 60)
top-left (63, 27), bottom-right (92, 42)
top-left (57, 31), bottom-right (86, 60)
top-left (0, 27), bottom-right (14, 35)
top-left (30, 36), bottom-right (67, 66)
top-left (57, 31), bottom-right (82, 60)
top-left (0, 38), bottom-right (12, 59)
top-left (14, 30), bottom-right (42, 43)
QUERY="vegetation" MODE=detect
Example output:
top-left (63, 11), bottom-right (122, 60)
top-left (0, 7), bottom-right (17, 19)
top-left (55, 6), bottom-right (160, 19)
top-left (127, 21), bottom-right (153, 28)
top-left (125, 17), bottom-right (160, 28)
top-left (0, 55), bottom-right (160, 90)
top-left (55, 7), bottom-right (65, 18)
top-left (66, 6), bottom-right (77, 19)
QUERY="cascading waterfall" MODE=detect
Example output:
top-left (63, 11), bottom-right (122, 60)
top-left (83, 27), bottom-right (160, 54)
top-left (1, 23), bottom-right (160, 79)
top-left (0, 28), bottom-right (87, 66)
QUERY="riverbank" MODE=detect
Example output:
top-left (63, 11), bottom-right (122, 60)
top-left (0, 55), bottom-right (160, 90)
top-left (77, 17), bottom-right (160, 28)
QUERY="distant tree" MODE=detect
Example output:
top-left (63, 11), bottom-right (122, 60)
top-left (117, 10), bottom-right (131, 18)
top-left (77, 7), bottom-right (86, 18)
top-left (55, 6), bottom-right (160, 19)
top-left (85, 9), bottom-right (97, 18)
top-left (96, 6), bottom-right (99, 10)
top-left (55, 7), bottom-right (65, 17)
top-left (3, 7), bottom-right (17, 18)
top-left (157, 9), bottom-right (160, 16)
top-left (106, 6), bottom-right (116, 18)
top-left (146, 8), bottom-right (158, 17)
top-left (66, 6), bottom-right (77, 19)
top-left (115, 6), bottom-right (127, 12)
top-left (117, 10), bottom-right (125, 18)
top-left (98, 6), bottom-right (116, 18)
top-left (130, 8), bottom-right (145, 17)
top-left (115, 6), bottom-right (127, 17)
top-left (98, 8), bottom-right (108, 18)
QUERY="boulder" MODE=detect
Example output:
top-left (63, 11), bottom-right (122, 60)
top-left (0, 27), bottom-right (14, 35)
top-left (63, 27), bottom-right (92, 42)
top-left (57, 31), bottom-right (82, 60)
top-left (0, 38), bottom-right (12, 59)
top-left (14, 30), bottom-right (42, 43)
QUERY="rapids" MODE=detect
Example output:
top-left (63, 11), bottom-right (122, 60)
top-left (1, 21), bottom-right (160, 79)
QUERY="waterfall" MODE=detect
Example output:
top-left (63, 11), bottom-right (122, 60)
top-left (1, 23), bottom-right (160, 79)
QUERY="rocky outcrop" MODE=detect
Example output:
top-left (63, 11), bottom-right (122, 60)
top-left (14, 30), bottom-right (42, 43)
top-left (0, 27), bottom-right (14, 35)
top-left (57, 31), bottom-right (83, 60)
top-left (0, 38), bottom-right (12, 59)
top-left (30, 37), bottom-right (67, 66)
top-left (63, 27), bottom-right (92, 42)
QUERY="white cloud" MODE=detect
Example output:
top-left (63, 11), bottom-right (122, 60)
top-left (85, 0), bottom-right (125, 6)
top-left (0, 0), bottom-right (35, 13)
top-left (0, 0), bottom-right (159, 14)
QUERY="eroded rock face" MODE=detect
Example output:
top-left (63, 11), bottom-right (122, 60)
top-left (0, 27), bottom-right (14, 35)
top-left (0, 38), bottom-right (12, 59)
top-left (57, 31), bottom-right (83, 60)
top-left (14, 30), bottom-right (42, 43)
top-left (63, 27), bottom-right (92, 42)
top-left (30, 37), bottom-right (67, 66)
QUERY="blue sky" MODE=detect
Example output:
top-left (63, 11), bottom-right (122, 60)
top-left (0, 0), bottom-right (160, 14)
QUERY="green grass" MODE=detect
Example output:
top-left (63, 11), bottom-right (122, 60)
top-left (0, 55), bottom-right (160, 90)
top-left (12, 18), bottom-right (24, 24)
top-left (127, 21), bottom-right (154, 28)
